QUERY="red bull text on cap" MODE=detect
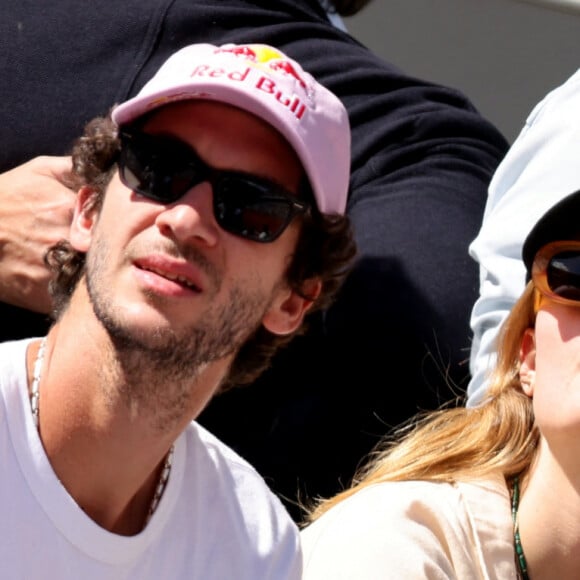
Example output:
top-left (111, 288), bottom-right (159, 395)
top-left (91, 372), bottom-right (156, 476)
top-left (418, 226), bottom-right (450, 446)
top-left (112, 43), bottom-right (351, 215)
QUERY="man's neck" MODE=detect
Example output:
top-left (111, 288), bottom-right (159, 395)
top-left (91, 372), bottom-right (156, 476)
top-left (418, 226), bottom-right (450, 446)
top-left (26, 299), bottom-right (227, 534)
top-left (26, 335), bottom-right (180, 534)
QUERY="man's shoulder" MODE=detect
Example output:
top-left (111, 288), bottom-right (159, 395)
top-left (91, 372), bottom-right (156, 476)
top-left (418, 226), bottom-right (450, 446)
top-left (0, 339), bottom-right (35, 417)
top-left (183, 420), bottom-right (267, 482)
top-left (180, 421), bottom-right (296, 526)
top-left (0, 338), bottom-right (32, 374)
top-left (173, 421), bottom-right (301, 577)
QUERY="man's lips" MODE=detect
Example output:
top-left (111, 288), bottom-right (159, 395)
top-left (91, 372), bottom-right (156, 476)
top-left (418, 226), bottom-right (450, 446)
top-left (133, 256), bottom-right (205, 293)
top-left (140, 266), bottom-right (200, 291)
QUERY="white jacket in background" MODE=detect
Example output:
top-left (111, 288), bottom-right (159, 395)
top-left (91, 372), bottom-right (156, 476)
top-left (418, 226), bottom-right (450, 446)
top-left (468, 68), bottom-right (580, 405)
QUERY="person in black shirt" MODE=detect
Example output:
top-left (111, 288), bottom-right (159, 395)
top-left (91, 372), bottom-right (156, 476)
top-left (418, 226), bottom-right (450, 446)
top-left (0, 0), bottom-right (509, 519)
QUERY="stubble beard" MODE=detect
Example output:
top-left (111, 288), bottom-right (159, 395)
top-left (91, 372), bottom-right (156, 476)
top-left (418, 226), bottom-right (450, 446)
top-left (84, 236), bottom-right (273, 430)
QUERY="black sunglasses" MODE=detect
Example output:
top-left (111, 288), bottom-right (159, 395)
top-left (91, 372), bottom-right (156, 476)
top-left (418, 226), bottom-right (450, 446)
top-left (117, 130), bottom-right (309, 243)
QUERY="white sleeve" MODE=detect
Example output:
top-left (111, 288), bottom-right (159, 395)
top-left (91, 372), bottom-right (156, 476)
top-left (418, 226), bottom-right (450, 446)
top-left (467, 68), bottom-right (580, 406)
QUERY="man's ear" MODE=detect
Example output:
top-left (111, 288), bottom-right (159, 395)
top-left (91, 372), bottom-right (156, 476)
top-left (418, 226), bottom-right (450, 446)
top-left (69, 186), bottom-right (99, 252)
top-left (519, 328), bottom-right (536, 397)
top-left (262, 279), bottom-right (322, 336)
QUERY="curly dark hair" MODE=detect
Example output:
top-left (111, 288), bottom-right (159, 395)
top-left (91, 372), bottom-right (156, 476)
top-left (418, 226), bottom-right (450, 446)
top-left (46, 110), bottom-right (356, 389)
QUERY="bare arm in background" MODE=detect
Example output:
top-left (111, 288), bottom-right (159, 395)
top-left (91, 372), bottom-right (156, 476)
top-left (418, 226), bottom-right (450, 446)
top-left (0, 156), bottom-right (75, 313)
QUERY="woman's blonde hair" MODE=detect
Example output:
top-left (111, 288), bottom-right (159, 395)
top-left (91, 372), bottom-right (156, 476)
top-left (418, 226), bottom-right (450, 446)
top-left (305, 283), bottom-right (540, 523)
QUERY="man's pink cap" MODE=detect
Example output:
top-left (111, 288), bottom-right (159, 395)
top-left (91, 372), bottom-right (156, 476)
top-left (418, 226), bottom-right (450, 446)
top-left (112, 43), bottom-right (350, 215)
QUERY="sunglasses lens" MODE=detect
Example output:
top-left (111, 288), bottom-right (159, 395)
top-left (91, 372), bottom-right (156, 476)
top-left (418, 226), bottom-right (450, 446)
top-left (215, 177), bottom-right (297, 242)
top-left (547, 251), bottom-right (580, 300)
top-left (119, 134), bottom-right (202, 203)
top-left (119, 131), bottom-right (307, 243)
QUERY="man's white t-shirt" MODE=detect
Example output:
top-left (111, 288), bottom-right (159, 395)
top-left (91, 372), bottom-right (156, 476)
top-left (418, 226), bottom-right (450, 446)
top-left (0, 338), bottom-right (302, 579)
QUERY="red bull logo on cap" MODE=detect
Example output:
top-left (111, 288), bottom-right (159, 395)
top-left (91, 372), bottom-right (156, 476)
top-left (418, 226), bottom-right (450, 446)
top-left (218, 45), bottom-right (308, 89)
top-left (187, 44), bottom-right (311, 120)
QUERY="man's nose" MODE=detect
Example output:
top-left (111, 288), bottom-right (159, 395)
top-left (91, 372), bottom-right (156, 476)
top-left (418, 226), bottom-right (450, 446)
top-left (154, 182), bottom-right (219, 248)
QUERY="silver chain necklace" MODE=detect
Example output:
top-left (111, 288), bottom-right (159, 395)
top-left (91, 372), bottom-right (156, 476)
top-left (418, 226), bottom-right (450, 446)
top-left (30, 336), bottom-right (174, 524)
